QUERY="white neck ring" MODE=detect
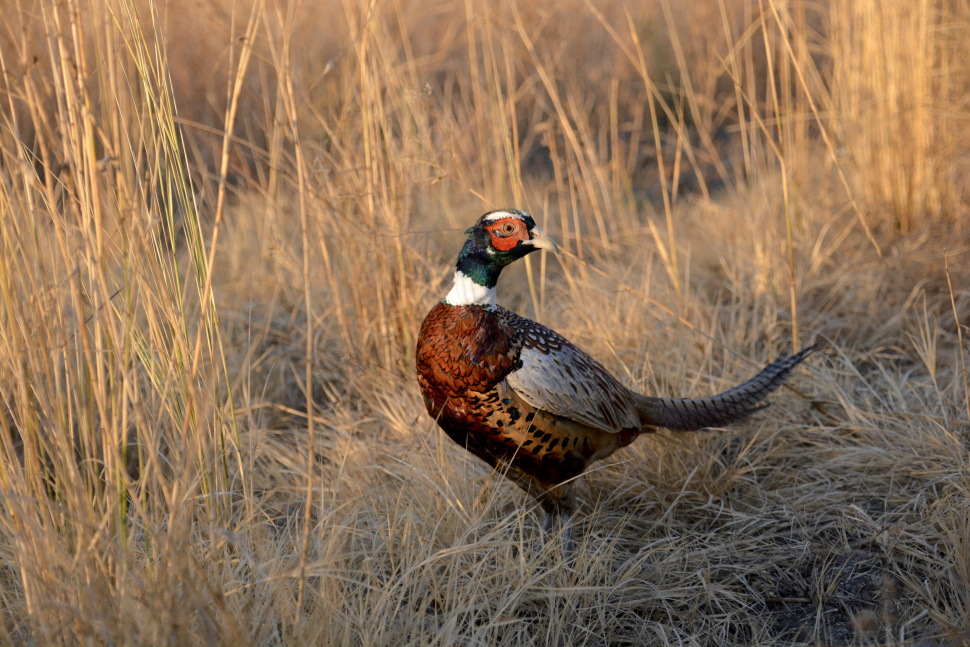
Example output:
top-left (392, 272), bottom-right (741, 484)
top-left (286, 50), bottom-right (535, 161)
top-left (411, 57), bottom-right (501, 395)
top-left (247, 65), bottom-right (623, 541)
top-left (443, 270), bottom-right (495, 308)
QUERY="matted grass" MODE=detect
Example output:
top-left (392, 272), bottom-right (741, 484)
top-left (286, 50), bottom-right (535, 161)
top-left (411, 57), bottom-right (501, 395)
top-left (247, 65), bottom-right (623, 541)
top-left (0, 0), bottom-right (968, 644)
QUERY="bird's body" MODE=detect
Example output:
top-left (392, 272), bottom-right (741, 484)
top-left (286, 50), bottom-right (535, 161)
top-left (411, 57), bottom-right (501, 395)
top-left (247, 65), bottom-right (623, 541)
top-left (417, 301), bottom-right (638, 515)
top-left (416, 209), bottom-right (813, 525)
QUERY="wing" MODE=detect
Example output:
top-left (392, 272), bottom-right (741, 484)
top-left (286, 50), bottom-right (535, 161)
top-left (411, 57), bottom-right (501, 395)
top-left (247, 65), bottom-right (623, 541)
top-left (497, 308), bottom-right (641, 433)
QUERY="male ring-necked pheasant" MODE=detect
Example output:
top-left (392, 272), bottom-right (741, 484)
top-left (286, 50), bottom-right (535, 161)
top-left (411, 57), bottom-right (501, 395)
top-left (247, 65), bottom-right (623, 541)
top-left (416, 209), bottom-right (813, 541)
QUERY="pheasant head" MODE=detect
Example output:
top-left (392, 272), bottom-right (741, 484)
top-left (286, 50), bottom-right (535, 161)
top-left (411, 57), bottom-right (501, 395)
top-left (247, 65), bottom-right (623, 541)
top-left (444, 209), bottom-right (558, 308)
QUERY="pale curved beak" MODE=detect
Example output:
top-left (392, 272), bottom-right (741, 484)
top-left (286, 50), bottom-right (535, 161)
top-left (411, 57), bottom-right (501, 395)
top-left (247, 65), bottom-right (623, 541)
top-left (526, 226), bottom-right (559, 253)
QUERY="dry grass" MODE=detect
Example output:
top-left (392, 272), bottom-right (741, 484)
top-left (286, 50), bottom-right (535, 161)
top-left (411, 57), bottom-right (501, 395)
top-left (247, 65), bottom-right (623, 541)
top-left (1, 0), bottom-right (969, 644)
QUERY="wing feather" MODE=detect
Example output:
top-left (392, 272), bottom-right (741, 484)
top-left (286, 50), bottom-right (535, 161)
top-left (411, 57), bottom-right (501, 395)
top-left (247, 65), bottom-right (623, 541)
top-left (498, 308), bottom-right (640, 433)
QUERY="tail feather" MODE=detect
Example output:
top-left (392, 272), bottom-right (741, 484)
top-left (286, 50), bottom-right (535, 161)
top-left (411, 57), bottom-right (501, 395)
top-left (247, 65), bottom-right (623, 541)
top-left (637, 344), bottom-right (817, 431)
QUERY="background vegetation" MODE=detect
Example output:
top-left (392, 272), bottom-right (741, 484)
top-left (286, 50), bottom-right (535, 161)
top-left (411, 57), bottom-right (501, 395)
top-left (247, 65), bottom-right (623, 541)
top-left (1, 0), bottom-right (969, 643)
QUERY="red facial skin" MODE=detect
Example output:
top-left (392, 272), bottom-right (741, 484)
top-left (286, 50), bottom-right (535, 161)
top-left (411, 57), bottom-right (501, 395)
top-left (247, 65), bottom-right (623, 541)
top-left (484, 218), bottom-right (530, 252)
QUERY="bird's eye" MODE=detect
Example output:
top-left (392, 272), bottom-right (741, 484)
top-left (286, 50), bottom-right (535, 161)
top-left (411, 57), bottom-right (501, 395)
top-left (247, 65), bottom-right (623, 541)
top-left (502, 223), bottom-right (515, 234)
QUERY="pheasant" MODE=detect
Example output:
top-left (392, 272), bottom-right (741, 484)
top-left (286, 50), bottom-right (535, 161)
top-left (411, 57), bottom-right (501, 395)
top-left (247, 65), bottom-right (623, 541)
top-left (415, 209), bottom-right (814, 542)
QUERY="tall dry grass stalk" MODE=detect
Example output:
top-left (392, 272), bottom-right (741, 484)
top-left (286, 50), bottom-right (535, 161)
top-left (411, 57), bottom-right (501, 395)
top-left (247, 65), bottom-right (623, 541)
top-left (0, 0), bottom-right (968, 644)
top-left (829, 0), bottom-right (969, 236)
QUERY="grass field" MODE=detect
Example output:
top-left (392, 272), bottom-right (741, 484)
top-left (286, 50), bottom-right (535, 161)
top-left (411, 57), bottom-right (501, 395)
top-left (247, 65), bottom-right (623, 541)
top-left (1, 0), bottom-right (969, 644)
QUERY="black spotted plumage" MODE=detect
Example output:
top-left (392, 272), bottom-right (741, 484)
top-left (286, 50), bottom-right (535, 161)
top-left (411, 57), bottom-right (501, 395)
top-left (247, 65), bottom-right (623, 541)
top-left (415, 209), bottom-right (815, 533)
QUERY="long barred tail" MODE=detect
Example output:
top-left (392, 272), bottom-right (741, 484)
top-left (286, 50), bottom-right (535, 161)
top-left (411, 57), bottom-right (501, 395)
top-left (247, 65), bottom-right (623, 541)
top-left (637, 345), bottom-right (817, 431)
